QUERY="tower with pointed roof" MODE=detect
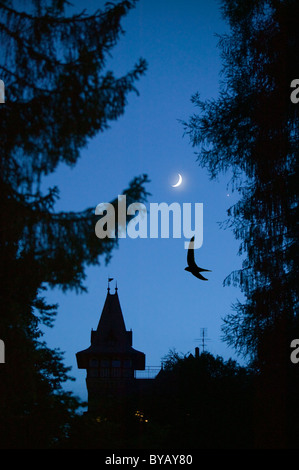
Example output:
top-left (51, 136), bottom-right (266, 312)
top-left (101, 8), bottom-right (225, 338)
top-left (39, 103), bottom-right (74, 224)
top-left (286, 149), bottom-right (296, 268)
top-left (76, 282), bottom-right (145, 413)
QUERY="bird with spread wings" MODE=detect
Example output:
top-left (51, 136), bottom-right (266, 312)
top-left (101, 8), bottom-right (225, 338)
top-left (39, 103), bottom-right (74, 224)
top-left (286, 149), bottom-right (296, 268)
top-left (184, 236), bottom-right (211, 281)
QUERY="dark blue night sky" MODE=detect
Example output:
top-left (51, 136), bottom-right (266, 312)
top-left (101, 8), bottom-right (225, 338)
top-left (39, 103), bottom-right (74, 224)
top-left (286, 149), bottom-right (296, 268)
top-left (41, 0), bottom-right (246, 401)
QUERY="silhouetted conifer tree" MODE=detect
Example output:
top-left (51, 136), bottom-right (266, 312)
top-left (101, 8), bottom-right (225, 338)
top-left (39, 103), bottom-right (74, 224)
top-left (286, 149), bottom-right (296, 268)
top-left (184, 0), bottom-right (298, 447)
top-left (0, 0), bottom-right (148, 448)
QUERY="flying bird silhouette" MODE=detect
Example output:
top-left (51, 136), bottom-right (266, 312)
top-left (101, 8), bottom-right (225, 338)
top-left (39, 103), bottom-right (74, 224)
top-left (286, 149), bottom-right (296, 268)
top-left (185, 236), bottom-right (211, 281)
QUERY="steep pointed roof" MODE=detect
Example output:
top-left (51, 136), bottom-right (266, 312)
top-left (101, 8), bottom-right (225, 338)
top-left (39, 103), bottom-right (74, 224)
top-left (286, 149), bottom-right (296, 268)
top-left (76, 286), bottom-right (145, 370)
top-left (95, 288), bottom-right (127, 345)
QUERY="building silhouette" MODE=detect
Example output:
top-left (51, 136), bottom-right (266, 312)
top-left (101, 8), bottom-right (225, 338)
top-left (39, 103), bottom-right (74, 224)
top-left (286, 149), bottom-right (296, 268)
top-left (76, 282), bottom-right (154, 413)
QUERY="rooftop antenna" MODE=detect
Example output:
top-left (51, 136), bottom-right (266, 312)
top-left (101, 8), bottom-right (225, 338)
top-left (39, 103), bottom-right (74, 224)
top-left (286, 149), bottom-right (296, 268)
top-left (195, 328), bottom-right (211, 353)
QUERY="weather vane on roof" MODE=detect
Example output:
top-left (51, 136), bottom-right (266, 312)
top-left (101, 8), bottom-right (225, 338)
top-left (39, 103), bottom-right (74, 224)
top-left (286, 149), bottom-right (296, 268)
top-left (107, 277), bottom-right (114, 291)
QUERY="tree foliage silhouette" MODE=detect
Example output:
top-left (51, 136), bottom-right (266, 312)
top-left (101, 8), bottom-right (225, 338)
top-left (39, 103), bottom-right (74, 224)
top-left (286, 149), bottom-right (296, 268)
top-left (0, 0), bottom-right (149, 448)
top-left (143, 350), bottom-right (253, 449)
top-left (184, 0), bottom-right (298, 368)
top-left (183, 0), bottom-right (298, 447)
top-left (59, 350), bottom-right (254, 449)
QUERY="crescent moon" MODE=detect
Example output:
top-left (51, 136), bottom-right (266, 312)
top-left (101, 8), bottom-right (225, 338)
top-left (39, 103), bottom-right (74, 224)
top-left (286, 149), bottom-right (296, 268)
top-left (172, 173), bottom-right (182, 188)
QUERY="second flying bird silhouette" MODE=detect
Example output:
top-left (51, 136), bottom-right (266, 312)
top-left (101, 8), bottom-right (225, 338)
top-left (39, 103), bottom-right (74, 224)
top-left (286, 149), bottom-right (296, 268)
top-left (185, 236), bottom-right (211, 281)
